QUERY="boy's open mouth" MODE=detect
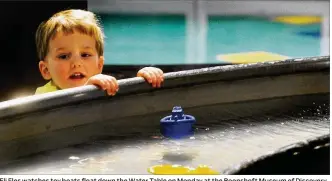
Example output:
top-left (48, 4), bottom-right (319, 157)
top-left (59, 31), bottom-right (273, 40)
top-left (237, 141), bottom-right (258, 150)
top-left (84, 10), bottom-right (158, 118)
top-left (69, 73), bottom-right (86, 79)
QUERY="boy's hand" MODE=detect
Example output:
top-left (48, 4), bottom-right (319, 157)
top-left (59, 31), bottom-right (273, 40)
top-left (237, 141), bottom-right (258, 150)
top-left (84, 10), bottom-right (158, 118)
top-left (137, 67), bottom-right (164, 88)
top-left (85, 74), bottom-right (119, 96)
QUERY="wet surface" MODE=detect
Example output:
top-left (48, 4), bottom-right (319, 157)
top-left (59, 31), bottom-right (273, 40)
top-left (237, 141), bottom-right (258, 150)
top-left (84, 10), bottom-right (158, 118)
top-left (1, 102), bottom-right (329, 174)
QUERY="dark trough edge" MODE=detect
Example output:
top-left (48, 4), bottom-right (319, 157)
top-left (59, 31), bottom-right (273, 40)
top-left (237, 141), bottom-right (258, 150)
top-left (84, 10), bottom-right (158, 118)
top-left (0, 56), bottom-right (329, 120)
top-left (223, 134), bottom-right (330, 175)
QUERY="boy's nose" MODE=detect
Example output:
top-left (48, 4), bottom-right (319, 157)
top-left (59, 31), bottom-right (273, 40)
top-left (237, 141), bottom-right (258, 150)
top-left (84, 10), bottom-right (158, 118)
top-left (71, 55), bottom-right (83, 68)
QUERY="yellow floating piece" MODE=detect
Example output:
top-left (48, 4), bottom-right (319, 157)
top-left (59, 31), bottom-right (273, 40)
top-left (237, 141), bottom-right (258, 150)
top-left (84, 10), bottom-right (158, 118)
top-left (189, 165), bottom-right (220, 175)
top-left (148, 164), bottom-right (192, 175)
top-left (217, 51), bottom-right (289, 64)
top-left (148, 164), bottom-right (219, 175)
top-left (273, 16), bottom-right (321, 25)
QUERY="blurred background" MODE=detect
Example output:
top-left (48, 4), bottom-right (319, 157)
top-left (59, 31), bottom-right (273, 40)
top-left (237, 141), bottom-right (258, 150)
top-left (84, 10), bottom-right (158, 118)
top-left (0, 0), bottom-right (329, 101)
top-left (89, 0), bottom-right (329, 65)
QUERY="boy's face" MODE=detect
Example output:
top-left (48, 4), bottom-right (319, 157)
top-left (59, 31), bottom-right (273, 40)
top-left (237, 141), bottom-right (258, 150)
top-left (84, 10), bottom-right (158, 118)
top-left (39, 30), bottom-right (104, 89)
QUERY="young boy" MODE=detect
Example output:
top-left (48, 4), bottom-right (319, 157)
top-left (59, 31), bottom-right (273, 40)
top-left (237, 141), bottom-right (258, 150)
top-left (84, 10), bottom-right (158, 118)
top-left (35, 9), bottom-right (164, 95)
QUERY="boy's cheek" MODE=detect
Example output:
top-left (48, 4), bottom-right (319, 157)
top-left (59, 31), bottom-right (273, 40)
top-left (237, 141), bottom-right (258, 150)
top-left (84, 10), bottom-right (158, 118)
top-left (86, 61), bottom-right (103, 75)
top-left (52, 64), bottom-right (70, 79)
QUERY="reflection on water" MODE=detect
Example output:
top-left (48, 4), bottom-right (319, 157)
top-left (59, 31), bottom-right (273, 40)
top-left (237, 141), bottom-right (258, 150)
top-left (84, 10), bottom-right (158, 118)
top-left (1, 104), bottom-right (329, 174)
top-left (162, 152), bottom-right (196, 162)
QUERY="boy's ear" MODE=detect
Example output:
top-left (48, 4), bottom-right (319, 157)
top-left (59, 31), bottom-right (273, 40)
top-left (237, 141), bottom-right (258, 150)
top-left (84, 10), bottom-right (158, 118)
top-left (98, 56), bottom-right (104, 73)
top-left (39, 61), bottom-right (52, 80)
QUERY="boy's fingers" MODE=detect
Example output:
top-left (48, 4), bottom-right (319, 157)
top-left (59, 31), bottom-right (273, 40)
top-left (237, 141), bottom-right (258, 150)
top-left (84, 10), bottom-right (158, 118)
top-left (150, 69), bottom-right (161, 88)
top-left (90, 78), bottom-right (106, 90)
top-left (86, 75), bottom-right (119, 96)
top-left (138, 68), bottom-right (164, 88)
top-left (157, 69), bottom-right (164, 81)
top-left (112, 77), bottom-right (119, 93)
top-left (139, 70), bottom-right (153, 83)
top-left (108, 77), bottom-right (118, 95)
top-left (156, 69), bottom-right (164, 86)
top-left (105, 80), bottom-right (114, 96)
top-left (137, 69), bottom-right (146, 78)
top-left (150, 68), bottom-right (163, 87)
top-left (96, 79), bottom-right (110, 94)
top-left (99, 79), bottom-right (108, 91)
top-left (149, 70), bottom-right (158, 87)
top-left (111, 77), bottom-right (119, 92)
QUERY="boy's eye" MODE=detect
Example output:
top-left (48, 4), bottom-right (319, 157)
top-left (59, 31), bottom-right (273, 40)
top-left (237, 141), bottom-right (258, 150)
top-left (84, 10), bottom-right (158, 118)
top-left (81, 53), bottom-right (91, 57)
top-left (57, 54), bottom-right (69, 59)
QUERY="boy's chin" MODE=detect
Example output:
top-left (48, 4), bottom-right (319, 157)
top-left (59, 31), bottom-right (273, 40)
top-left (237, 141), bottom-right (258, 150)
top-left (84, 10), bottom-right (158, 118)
top-left (65, 79), bottom-right (87, 88)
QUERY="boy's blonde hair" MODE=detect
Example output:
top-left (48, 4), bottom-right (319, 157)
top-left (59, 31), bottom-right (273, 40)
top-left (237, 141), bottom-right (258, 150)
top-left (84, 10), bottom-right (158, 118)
top-left (36, 9), bottom-right (104, 61)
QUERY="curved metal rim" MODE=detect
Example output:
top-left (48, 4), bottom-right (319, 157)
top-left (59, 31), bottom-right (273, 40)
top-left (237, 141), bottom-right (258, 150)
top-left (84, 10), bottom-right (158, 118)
top-left (0, 56), bottom-right (329, 120)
